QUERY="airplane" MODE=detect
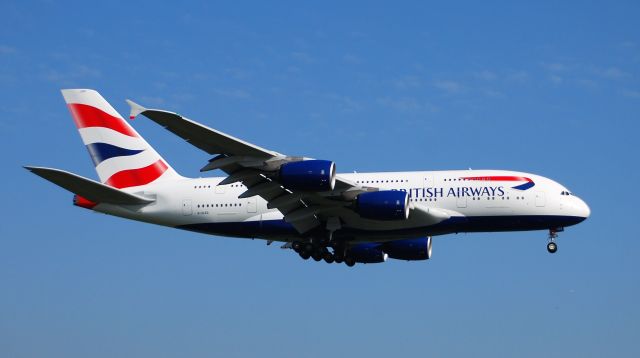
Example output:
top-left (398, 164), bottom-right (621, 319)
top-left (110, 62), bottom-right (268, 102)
top-left (25, 89), bottom-right (591, 267)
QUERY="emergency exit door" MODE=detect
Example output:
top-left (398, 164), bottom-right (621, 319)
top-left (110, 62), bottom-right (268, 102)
top-left (535, 191), bottom-right (546, 207)
top-left (246, 197), bottom-right (257, 213)
top-left (182, 199), bottom-right (192, 215)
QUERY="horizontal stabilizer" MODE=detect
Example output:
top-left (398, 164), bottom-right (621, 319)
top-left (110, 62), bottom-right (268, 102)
top-left (24, 166), bottom-right (154, 205)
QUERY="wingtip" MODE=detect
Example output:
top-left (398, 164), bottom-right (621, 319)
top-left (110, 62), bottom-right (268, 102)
top-left (126, 99), bottom-right (147, 119)
top-left (23, 165), bottom-right (49, 177)
top-left (24, 165), bottom-right (52, 174)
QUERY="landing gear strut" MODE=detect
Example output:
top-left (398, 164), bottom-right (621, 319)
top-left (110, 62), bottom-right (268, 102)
top-left (547, 228), bottom-right (562, 254)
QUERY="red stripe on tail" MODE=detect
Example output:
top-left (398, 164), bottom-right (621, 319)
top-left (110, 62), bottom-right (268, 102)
top-left (105, 160), bottom-right (168, 188)
top-left (67, 103), bottom-right (138, 137)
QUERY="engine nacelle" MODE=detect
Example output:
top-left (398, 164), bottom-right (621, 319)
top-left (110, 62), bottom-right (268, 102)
top-left (349, 243), bottom-right (388, 264)
top-left (279, 160), bottom-right (336, 191)
top-left (383, 237), bottom-right (432, 261)
top-left (356, 190), bottom-right (410, 220)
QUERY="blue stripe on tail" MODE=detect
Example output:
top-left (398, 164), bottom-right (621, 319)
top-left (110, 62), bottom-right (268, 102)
top-left (86, 142), bottom-right (144, 166)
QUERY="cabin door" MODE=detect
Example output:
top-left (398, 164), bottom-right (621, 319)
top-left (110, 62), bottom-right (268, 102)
top-left (182, 199), bottom-right (193, 216)
top-left (535, 191), bottom-right (546, 207)
top-left (247, 197), bottom-right (257, 213)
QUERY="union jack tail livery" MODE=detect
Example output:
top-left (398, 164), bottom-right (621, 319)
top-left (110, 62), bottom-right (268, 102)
top-left (61, 89), bottom-right (181, 188)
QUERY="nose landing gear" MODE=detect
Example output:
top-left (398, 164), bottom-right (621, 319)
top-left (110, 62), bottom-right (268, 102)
top-left (547, 228), bottom-right (563, 253)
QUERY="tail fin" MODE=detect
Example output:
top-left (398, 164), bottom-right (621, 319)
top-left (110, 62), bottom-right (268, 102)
top-left (61, 89), bottom-right (181, 188)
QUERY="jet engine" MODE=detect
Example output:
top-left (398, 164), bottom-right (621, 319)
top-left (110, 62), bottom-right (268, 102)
top-left (279, 160), bottom-right (336, 191)
top-left (349, 243), bottom-right (388, 263)
top-left (356, 190), bottom-right (410, 220)
top-left (382, 237), bottom-right (432, 260)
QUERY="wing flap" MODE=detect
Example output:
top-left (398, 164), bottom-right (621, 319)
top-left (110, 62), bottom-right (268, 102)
top-left (231, 172), bottom-right (321, 233)
top-left (25, 166), bottom-right (154, 205)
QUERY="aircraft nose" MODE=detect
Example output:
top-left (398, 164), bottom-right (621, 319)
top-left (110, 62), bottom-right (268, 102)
top-left (575, 197), bottom-right (591, 219)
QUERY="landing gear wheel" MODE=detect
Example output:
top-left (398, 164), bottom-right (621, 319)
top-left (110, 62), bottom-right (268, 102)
top-left (312, 252), bottom-right (323, 261)
top-left (299, 252), bottom-right (311, 260)
top-left (323, 252), bottom-right (335, 264)
top-left (547, 242), bottom-right (557, 254)
top-left (345, 257), bottom-right (356, 267)
top-left (304, 244), bottom-right (314, 253)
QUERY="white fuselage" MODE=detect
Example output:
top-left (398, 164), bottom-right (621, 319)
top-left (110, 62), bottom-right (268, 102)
top-left (91, 169), bottom-right (590, 242)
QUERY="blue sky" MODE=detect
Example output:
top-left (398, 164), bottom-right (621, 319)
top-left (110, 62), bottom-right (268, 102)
top-left (1, 1), bottom-right (639, 357)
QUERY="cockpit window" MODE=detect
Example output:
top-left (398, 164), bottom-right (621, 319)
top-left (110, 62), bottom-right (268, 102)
top-left (561, 191), bottom-right (574, 196)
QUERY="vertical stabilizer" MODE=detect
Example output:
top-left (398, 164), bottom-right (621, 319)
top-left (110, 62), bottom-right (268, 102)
top-left (61, 89), bottom-right (181, 188)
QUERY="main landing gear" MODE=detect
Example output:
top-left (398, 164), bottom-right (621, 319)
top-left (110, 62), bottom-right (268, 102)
top-left (291, 241), bottom-right (355, 267)
top-left (547, 228), bottom-right (563, 254)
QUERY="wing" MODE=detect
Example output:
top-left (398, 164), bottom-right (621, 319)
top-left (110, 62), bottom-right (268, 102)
top-left (126, 100), bottom-right (278, 158)
top-left (128, 101), bottom-right (449, 234)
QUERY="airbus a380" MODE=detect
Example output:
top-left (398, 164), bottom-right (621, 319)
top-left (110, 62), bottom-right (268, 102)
top-left (26, 89), bottom-right (590, 267)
